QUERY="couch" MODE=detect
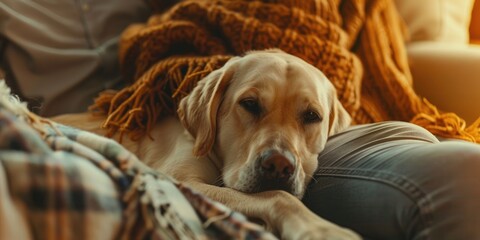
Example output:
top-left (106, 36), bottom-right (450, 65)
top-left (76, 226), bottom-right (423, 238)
top-left (394, 0), bottom-right (480, 124)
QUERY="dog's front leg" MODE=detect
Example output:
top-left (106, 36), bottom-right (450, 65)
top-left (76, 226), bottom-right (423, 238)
top-left (186, 181), bottom-right (361, 240)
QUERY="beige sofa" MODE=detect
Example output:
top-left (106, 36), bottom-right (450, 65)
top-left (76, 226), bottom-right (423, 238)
top-left (394, 0), bottom-right (480, 124)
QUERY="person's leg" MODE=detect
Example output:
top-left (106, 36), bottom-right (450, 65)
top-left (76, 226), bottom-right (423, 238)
top-left (303, 121), bottom-right (480, 240)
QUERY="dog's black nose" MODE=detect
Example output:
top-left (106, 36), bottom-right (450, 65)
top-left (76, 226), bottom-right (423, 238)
top-left (260, 150), bottom-right (295, 180)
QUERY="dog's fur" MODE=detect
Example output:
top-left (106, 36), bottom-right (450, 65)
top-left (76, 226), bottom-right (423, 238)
top-left (54, 50), bottom-right (360, 240)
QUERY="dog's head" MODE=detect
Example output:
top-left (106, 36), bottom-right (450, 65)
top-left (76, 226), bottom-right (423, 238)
top-left (178, 50), bottom-right (351, 198)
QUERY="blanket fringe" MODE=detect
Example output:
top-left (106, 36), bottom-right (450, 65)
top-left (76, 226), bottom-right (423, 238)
top-left (90, 56), bottom-right (230, 141)
top-left (121, 173), bottom-right (202, 240)
top-left (412, 99), bottom-right (480, 143)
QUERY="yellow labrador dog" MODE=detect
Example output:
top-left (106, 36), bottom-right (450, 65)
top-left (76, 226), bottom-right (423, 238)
top-left (54, 50), bottom-right (360, 240)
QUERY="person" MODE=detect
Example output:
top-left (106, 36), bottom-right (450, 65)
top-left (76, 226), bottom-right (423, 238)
top-left (302, 121), bottom-right (480, 239)
top-left (1, 2), bottom-right (480, 240)
top-left (0, 0), bottom-right (150, 116)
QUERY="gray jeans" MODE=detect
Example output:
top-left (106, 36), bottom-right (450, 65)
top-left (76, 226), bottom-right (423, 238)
top-left (303, 121), bottom-right (480, 240)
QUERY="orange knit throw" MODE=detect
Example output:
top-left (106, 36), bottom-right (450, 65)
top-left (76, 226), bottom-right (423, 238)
top-left (92, 0), bottom-right (480, 143)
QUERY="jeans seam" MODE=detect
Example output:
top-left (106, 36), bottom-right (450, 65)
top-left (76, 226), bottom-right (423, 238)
top-left (314, 167), bottom-right (434, 240)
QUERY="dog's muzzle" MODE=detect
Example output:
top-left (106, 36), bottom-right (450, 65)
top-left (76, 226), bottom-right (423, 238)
top-left (256, 149), bottom-right (296, 192)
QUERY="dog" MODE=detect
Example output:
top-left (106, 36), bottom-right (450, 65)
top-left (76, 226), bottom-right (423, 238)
top-left (54, 50), bottom-right (360, 240)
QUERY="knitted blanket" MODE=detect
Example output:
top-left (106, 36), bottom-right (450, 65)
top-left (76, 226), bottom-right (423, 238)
top-left (92, 0), bottom-right (480, 143)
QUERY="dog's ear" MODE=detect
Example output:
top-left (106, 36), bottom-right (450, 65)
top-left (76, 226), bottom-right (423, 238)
top-left (177, 61), bottom-right (237, 156)
top-left (328, 94), bottom-right (351, 136)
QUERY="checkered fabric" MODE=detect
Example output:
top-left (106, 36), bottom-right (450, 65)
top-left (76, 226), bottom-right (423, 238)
top-left (0, 90), bottom-right (276, 240)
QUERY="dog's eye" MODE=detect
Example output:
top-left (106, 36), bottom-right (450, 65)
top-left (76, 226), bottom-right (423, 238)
top-left (239, 98), bottom-right (261, 115)
top-left (303, 110), bottom-right (322, 124)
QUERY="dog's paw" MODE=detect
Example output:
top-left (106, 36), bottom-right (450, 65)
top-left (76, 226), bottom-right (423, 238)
top-left (293, 224), bottom-right (361, 240)
top-left (260, 191), bottom-right (361, 240)
top-left (279, 212), bottom-right (362, 240)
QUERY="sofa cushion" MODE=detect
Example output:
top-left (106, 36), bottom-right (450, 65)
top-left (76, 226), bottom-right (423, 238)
top-left (394, 0), bottom-right (476, 44)
top-left (408, 42), bottom-right (480, 124)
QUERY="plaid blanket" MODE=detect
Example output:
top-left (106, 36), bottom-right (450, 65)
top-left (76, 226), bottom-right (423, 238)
top-left (0, 81), bottom-right (275, 240)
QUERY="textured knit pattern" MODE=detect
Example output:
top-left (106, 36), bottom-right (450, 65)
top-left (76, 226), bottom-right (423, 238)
top-left (92, 0), bottom-right (480, 143)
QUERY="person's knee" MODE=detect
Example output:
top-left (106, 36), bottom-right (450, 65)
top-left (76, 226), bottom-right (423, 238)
top-left (344, 121), bottom-right (439, 145)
